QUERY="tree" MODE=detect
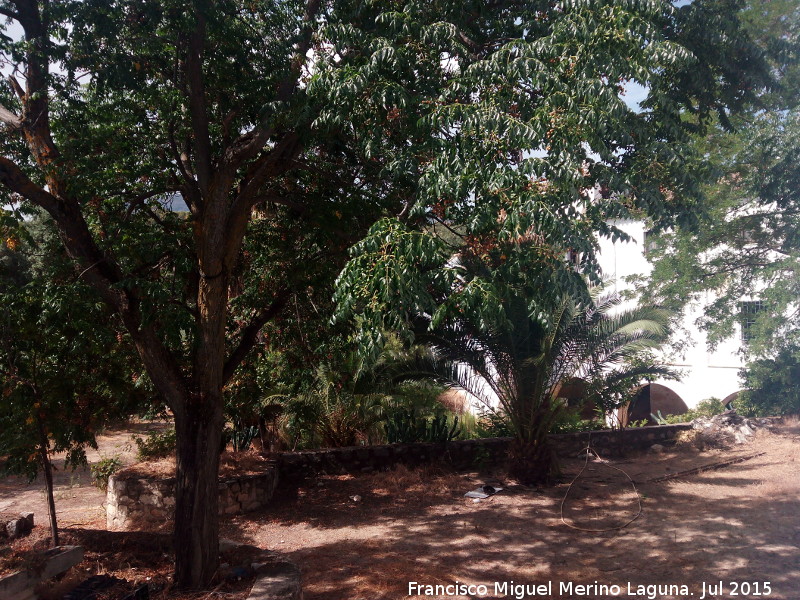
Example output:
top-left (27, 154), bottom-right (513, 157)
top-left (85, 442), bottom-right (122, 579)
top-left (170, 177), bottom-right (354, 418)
top-left (0, 214), bottom-right (140, 547)
top-left (737, 345), bottom-right (800, 416)
top-left (0, 0), bottom-right (771, 587)
top-left (339, 228), bottom-right (671, 482)
top-left (641, 0), bottom-right (800, 355)
top-left (0, 0), bottom-right (425, 586)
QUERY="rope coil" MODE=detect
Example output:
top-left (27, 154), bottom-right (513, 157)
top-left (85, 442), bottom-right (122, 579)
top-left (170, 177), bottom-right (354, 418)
top-left (560, 446), bottom-right (642, 533)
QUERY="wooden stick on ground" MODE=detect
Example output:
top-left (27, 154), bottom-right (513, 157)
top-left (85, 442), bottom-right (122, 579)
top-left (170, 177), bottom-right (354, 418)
top-left (645, 452), bottom-right (765, 484)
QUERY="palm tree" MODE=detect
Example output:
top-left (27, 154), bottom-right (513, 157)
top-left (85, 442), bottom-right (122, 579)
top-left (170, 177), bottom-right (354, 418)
top-left (404, 285), bottom-right (673, 484)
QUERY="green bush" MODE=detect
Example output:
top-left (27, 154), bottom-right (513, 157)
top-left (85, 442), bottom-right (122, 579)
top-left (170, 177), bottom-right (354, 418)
top-left (385, 409), bottom-right (462, 443)
top-left (551, 410), bottom-right (604, 433)
top-left (655, 397), bottom-right (727, 424)
top-left (133, 428), bottom-right (176, 460)
top-left (736, 346), bottom-right (800, 417)
top-left (224, 424), bottom-right (260, 452)
top-left (90, 456), bottom-right (123, 491)
top-left (474, 408), bottom-right (514, 438)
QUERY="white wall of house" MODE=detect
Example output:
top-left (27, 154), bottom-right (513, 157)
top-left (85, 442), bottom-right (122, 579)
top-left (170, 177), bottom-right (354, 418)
top-left (596, 219), bottom-right (744, 408)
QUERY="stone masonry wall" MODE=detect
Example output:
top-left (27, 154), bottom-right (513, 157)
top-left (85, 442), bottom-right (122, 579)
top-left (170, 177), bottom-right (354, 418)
top-left (106, 469), bottom-right (278, 531)
top-left (106, 424), bottom-right (690, 530)
top-left (277, 424), bottom-right (693, 477)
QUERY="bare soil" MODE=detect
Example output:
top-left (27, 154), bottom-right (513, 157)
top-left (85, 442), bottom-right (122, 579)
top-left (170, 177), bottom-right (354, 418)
top-left (220, 421), bottom-right (800, 600)
top-left (0, 421), bottom-right (169, 529)
top-left (1, 527), bottom-right (261, 600)
top-left (2, 420), bottom-right (799, 600)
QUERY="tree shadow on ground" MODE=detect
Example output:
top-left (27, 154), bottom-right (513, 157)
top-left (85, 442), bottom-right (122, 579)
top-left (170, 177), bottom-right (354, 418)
top-left (224, 433), bottom-right (800, 600)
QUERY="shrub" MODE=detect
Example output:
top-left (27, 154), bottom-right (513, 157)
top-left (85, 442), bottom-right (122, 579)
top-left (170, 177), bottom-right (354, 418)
top-left (133, 428), bottom-right (176, 460)
top-left (551, 410), bottom-right (604, 433)
top-left (385, 409), bottom-right (462, 443)
top-left (91, 456), bottom-right (123, 491)
top-left (655, 397), bottom-right (726, 424)
top-left (224, 424), bottom-right (260, 452)
top-left (736, 346), bottom-right (800, 416)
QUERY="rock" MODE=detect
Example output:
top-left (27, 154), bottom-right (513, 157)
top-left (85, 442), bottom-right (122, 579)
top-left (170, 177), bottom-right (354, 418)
top-left (690, 410), bottom-right (762, 447)
top-left (649, 444), bottom-right (665, 454)
top-left (350, 495), bottom-right (361, 502)
top-left (21, 512), bottom-right (34, 529)
top-left (6, 517), bottom-right (28, 539)
top-left (247, 562), bottom-right (302, 600)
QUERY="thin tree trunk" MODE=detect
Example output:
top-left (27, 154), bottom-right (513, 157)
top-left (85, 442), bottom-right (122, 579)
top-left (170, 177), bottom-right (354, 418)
top-left (35, 413), bottom-right (59, 547)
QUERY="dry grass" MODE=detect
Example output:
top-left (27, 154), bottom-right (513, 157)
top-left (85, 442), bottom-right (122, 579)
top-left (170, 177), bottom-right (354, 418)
top-left (366, 464), bottom-right (469, 500)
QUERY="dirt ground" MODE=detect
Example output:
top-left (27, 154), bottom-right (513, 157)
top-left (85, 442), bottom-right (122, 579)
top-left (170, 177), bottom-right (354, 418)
top-left (0, 422), bottom-right (167, 529)
top-left (220, 421), bottom-right (800, 600)
top-left (2, 421), bottom-right (799, 600)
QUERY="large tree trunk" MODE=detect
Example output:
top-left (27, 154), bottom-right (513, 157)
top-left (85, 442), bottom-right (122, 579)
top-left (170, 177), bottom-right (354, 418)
top-left (171, 244), bottom-right (229, 589)
top-left (173, 398), bottom-right (224, 588)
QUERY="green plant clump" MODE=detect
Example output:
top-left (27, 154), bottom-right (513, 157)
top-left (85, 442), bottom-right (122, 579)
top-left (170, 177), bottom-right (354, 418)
top-left (90, 456), bottom-right (123, 491)
top-left (654, 398), bottom-right (727, 424)
top-left (550, 410), bottom-right (605, 434)
top-left (224, 424), bottom-right (260, 452)
top-left (134, 428), bottom-right (177, 460)
top-left (385, 410), bottom-right (462, 443)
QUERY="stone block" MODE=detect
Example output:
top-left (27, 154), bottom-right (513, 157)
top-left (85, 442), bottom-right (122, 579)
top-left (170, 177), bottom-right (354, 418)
top-left (247, 562), bottom-right (302, 600)
top-left (41, 546), bottom-right (85, 579)
top-left (6, 518), bottom-right (28, 539)
top-left (0, 571), bottom-right (32, 599)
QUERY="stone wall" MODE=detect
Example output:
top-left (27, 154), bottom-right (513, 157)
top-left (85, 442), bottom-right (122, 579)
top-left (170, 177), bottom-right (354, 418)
top-left (106, 424), bottom-right (691, 530)
top-left (0, 546), bottom-right (84, 600)
top-left (277, 423), bottom-right (693, 477)
top-left (106, 469), bottom-right (278, 531)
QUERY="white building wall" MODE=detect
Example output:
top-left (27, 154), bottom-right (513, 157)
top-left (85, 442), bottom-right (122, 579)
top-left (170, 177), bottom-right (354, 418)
top-left (596, 220), bottom-right (744, 408)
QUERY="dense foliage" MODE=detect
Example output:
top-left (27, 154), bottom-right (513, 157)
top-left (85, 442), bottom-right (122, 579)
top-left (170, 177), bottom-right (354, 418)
top-left (737, 347), bottom-right (800, 416)
top-left (641, 0), bottom-right (799, 355)
top-left (0, 214), bottom-right (141, 545)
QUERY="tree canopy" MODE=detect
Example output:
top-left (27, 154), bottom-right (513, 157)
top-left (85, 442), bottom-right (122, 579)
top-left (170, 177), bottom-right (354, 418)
top-left (0, 212), bottom-right (141, 545)
top-left (641, 0), bottom-right (799, 356)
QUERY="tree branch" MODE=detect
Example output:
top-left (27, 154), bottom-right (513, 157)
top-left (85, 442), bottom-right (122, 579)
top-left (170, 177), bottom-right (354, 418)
top-left (167, 120), bottom-right (202, 212)
top-left (223, 288), bottom-right (291, 384)
top-left (0, 156), bottom-right (60, 212)
top-left (0, 103), bottom-right (22, 129)
top-left (185, 9), bottom-right (212, 196)
top-left (223, 132), bottom-right (301, 267)
top-left (0, 7), bottom-right (20, 19)
top-left (224, 0), bottom-right (322, 170)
